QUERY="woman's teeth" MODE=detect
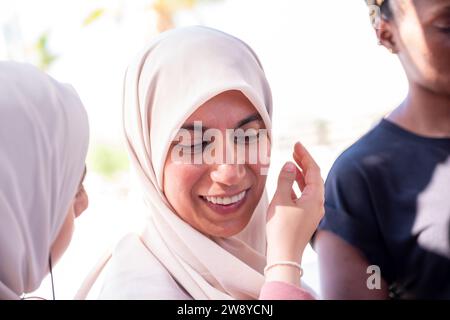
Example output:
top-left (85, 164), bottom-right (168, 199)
top-left (203, 190), bottom-right (246, 205)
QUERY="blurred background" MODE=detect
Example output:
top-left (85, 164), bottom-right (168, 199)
top-left (0, 0), bottom-right (408, 299)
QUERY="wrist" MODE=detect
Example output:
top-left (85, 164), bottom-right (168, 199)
top-left (266, 247), bottom-right (303, 265)
top-left (264, 262), bottom-right (303, 287)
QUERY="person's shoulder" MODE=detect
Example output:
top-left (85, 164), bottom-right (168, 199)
top-left (97, 233), bottom-right (191, 300)
top-left (110, 233), bottom-right (169, 278)
top-left (330, 120), bottom-right (394, 176)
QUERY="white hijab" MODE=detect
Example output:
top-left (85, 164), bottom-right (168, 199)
top-left (114, 26), bottom-right (274, 300)
top-left (0, 62), bottom-right (89, 299)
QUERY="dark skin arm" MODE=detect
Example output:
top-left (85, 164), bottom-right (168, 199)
top-left (315, 230), bottom-right (389, 299)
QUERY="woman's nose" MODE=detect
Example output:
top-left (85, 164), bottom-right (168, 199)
top-left (210, 164), bottom-right (246, 186)
top-left (74, 186), bottom-right (89, 218)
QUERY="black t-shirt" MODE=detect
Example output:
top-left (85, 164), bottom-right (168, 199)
top-left (318, 119), bottom-right (450, 299)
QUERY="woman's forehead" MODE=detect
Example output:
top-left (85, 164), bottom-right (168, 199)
top-left (182, 90), bottom-right (262, 129)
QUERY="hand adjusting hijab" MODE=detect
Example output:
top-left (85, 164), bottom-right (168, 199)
top-left (0, 62), bottom-right (89, 299)
top-left (122, 26), bottom-right (273, 299)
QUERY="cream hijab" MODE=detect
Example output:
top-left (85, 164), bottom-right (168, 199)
top-left (121, 26), bottom-right (273, 300)
top-left (78, 26), bottom-right (273, 300)
top-left (0, 62), bottom-right (89, 299)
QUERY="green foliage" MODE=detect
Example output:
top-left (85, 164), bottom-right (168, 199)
top-left (35, 32), bottom-right (58, 70)
top-left (87, 143), bottom-right (129, 179)
top-left (82, 8), bottom-right (106, 26)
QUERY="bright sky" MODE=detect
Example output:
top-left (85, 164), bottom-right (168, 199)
top-left (1, 0), bottom-right (407, 144)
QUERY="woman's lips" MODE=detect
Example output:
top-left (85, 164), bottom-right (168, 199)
top-left (199, 189), bottom-right (249, 215)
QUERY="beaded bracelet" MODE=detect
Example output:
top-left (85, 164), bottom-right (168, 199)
top-left (263, 261), bottom-right (303, 277)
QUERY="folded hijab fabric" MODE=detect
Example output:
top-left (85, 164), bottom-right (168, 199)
top-left (89, 26), bottom-right (274, 300)
top-left (0, 62), bottom-right (89, 299)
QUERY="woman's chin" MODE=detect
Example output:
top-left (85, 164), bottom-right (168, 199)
top-left (197, 209), bottom-right (255, 238)
top-left (204, 223), bottom-right (248, 238)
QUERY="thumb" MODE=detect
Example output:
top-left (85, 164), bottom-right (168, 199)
top-left (274, 162), bottom-right (297, 201)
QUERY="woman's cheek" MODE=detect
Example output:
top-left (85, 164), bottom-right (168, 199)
top-left (253, 139), bottom-right (271, 178)
top-left (164, 162), bottom-right (207, 201)
top-left (248, 163), bottom-right (268, 195)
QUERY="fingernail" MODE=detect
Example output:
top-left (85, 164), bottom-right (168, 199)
top-left (284, 162), bottom-right (296, 172)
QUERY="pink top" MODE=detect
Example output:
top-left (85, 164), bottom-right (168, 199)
top-left (259, 281), bottom-right (315, 300)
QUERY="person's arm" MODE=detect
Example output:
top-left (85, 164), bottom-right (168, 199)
top-left (314, 149), bottom-right (393, 300)
top-left (259, 281), bottom-right (314, 300)
top-left (261, 250), bottom-right (314, 300)
top-left (261, 142), bottom-right (324, 300)
top-left (315, 230), bottom-right (389, 299)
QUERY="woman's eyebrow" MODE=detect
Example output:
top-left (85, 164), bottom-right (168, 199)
top-left (428, 3), bottom-right (450, 18)
top-left (235, 113), bottom-right (262, 129)
top-left (179, 113), bottom-right (263, 132)
top-left (180, 123), bottom-right (208, 131)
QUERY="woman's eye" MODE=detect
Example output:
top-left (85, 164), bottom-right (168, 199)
top-left (435, 19), bottom-right (450, 33)
top-left (234, 133), bottom-right (260, 144)
top-left (180, 141), bottom-right (208, 153)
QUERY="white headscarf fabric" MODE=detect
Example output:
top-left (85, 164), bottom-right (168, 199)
top-left (119, 26), bottom-right (273, 299)
top-left (0, 62), bottom-right (89, 299)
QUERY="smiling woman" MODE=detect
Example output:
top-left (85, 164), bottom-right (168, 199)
top-left (164, 90), bottom-right (270, 238)
top-left (77, 26), bottom-right (324, 300)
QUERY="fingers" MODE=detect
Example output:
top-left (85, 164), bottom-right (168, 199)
top-left (274, 142), bottom-right (324, 205)
top-left (296, 168), bottom-right (306, 192)
top-left (293, 142), bottom-right (324, 205)
top-left (293, 141), bottom-right (323, 186)
top-left (291, 170), bottom-right (305, 200)
top-left (291, 189), bottom-right (298, 201)
top-left (275, 162), bottom-right (297, 201)
top-left (291, 167), bottom-right (305, 201)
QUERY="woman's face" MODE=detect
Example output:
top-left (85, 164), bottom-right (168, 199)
top-left (385, 0), bottom-right (450, 95)
top-left (50, 168), bottom-right (89, 265)
top-left (163, 90), bottom-right (270, 238)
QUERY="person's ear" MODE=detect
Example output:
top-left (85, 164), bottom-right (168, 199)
top-left (376, 18), bottom-right (398, 54)
top-left (74, 185), bottom-right (88, 218)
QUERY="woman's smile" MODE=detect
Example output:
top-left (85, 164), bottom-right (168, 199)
top-left (199, 188), bottom-right (250, 215)
top-left (163, 90), bottom-right (270, 237)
